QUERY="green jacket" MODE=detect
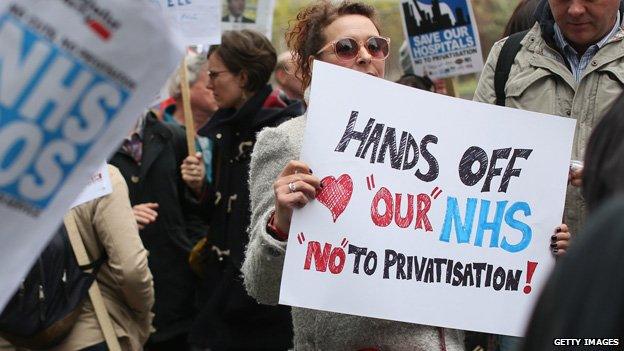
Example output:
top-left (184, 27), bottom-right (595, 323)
top-left (474, 19), bottom-right (624, 236)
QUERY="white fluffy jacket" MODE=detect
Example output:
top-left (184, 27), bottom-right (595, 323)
top-left (242, 115), bottom-right (465, 351)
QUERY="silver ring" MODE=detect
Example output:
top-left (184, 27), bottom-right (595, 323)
top-left (288, 182), bottom-right (297, 193)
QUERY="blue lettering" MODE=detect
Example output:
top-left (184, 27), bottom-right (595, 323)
top-left (501, 202), bottom-right (532, 253)
top-left (440, 196), bottom-right (477, 244)
top-left (474, 200), bottom-right (507, 248)
top-left (0, 13), bottom-right (129, 210)
top-left (440, 197), bottom-right (533, 253)
top-left (0, 17), bottom-right (51, 109)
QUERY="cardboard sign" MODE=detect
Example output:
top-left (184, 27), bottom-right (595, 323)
top-left (0, 0), bottom-right (182, 310)
top-left (399, 0), bottom-right (484, 79)
top-left (221, 0), bottom-right (275, 38)
top-left (150, 0), bottom-right (221, 46)
top-left (71, 164), bottom-right (112, 208)
top-left (279, 61), bottom-right (576, 336)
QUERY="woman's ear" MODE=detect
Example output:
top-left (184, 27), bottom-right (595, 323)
top-left (238, 70), bottom-right (249, 89)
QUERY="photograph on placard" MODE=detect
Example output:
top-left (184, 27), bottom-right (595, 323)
top-left (222, 0), bottom-right (256, 23)
top-left (221, 0), bottom-right (275, 38)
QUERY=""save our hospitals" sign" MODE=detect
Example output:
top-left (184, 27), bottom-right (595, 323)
top-left (399, 0), bottom-right (484, 79)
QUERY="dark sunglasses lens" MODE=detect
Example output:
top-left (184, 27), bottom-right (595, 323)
top-left (334, 38), bottom-right (359, 60)
top-left (367, 37), bottom-right (389, 59)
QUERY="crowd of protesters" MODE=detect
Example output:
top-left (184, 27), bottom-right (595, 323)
top-left (1, 0), bottom-right (624, 350)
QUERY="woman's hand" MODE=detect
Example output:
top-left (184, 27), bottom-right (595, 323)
top-left (181, 152), bottom-right (206, 196)
top-left (133, 202), bottom-right (159, 230)
top-left (273, 160), bottom-right (321, 235)
top-left (569, 161), bottom-right (583, 187)
top-left (551, 224), bottom-right (571, 257)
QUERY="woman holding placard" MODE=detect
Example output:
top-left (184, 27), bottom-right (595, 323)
top-left (242, 1), bottom-right (465, 349)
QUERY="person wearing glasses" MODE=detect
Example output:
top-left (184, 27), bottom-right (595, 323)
top-left (241, 1), bottom-right (464, 349)
top-left (188, 29), bottom-right (304, 350)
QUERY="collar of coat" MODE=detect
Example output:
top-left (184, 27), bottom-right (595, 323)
top-left (201, 84), bottom-right (304, 138)
top-left (534, 0), bottom-right (624, 50)
top-left (143, 111), bottom-right (174, 141)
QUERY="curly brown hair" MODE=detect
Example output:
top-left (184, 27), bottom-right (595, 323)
top-left (285, 1), bottom-right (380, 89)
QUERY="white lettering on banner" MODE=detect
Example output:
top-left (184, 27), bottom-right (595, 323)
top-left (0, 12), bottom-right (128, 211)
top-left (0, 0), bottom-right (183, 315)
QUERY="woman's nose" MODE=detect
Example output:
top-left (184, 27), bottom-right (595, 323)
top-left (356, 43), bottom-right (372, 64)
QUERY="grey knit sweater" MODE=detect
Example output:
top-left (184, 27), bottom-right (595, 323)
top-left (242, 115), bottom-right (465, 351)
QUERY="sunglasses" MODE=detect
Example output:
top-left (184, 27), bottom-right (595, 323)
top-left (316, 36), bottom-right (391, 62)
top-left (207, 70), bottom-right (229, 80)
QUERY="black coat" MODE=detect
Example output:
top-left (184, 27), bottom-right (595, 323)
top-left (109, 113), bottom-right (206, 342)
top-left (190, 86), bottom-right (304, 349)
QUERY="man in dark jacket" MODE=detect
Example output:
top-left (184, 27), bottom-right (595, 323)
top-left (109, 112), bottom-right (207, 350)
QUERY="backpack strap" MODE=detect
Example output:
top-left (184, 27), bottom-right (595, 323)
top-left (494, 30), bottom-right (529, 106)
top-left (64, 214), bottom-right (122, 351)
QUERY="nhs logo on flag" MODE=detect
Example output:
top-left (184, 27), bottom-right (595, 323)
top-left (0, 9), bottom-right (129, 216)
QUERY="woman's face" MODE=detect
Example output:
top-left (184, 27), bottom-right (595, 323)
top-left (206, 52), bottom-right (246, 110)
top-left (317, 14), bottom-right (385, 78)
top-left (190, 63), bottom-right (218, 115)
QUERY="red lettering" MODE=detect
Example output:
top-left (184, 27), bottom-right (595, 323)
top-left (416, 193), bottom-right (433, 232)
top-left (303, 241), bottom-right (332, 272)
top-left (328, 247), bottom-right (346, 274)
top-left (394, 193), bottom-right (414, 228)
top-left (371, 187), bottom-right (393, 227)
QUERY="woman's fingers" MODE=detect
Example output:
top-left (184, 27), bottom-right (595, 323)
top-left (551, 224), bottom-right (571, 255)
top-left (279, 160), bottom-right (313, 177)
top-left (283, 179), bottom-right (318, 199)
top-left (276, 191), bottom-right (311, 209)
top-left (133, 205), bottom-right (158, 223)
top-left (275, 173), bottom-right (321, 191)
top-left (133, 212), bottom-right (152, 225)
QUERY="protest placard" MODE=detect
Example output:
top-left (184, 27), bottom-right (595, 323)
top-left (400, 0), bottom-right (484, 79)
top-left (279, 61), bottom-right (576, 336)
top-left (150, 0), bottom-right (221, 47)
top-left (221, 0), bottom-right (275, 38)
top-left (71, 163), bottom-right (112, 208)
top-left (0, 0), bottom-right (183, 310)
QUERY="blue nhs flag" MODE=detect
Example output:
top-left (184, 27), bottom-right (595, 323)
top-left (0, 13), bottom-right (129, 215)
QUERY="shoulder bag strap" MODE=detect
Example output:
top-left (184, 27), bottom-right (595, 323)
top-left (494, 30), bottom-right (529, 106)
top-left (63, 214), bottom-right (122, 351)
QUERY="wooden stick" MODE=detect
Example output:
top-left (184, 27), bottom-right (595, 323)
top-left (179, 55), bottom-right (196, 155)
top-left (444, 77), bottom-right (457, 98)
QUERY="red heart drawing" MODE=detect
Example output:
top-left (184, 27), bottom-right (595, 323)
top-left (316, 174), bottom-right (353, 222)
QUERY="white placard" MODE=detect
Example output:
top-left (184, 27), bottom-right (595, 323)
top-left (221, 0), bottom-right (275, 39)
top-left (279, 61), bottom-right (576, 337)
top-left (150, 0), bottom-right (222, 46)
top-left (399, 0), bottom-right (484, 79)
top-left (0, 0), bottom-right (183, 311)
top-left (71, 164), bottom-right (112, 208)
